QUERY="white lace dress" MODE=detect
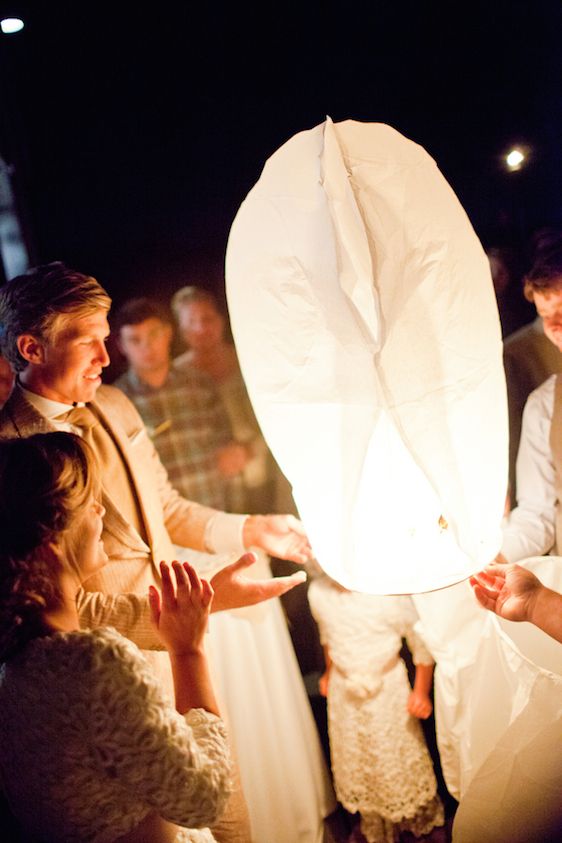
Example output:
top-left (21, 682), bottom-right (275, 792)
top-left (0, 627), bottom-right (231, 843)
top-left (308, 578), bottom-right (444, 843)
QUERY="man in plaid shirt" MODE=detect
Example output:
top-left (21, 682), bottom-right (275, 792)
top-left (114, 298), bottom-right (249, 510)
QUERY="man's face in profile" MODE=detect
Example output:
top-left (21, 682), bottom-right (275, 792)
top-left (27, 309), bottom-right (111, 404)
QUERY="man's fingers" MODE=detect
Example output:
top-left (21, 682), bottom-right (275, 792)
top-left (284, 514), bottom-right (309, 536)
top-left (471, 569), bottom-right (505, 591)
top-left (472, 583), bottom-right (497, 612)
top-left (289, 547), bottom-right (313, 565)
top-left (220, 551), bottom-right (258, 577)
top-left (262, 571), bottom-right (307, 599)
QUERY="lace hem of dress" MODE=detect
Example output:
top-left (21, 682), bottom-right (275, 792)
top-left (174, 826), bottom-right (216, 842)
top-left (360, 793), bottom-right (445, 843)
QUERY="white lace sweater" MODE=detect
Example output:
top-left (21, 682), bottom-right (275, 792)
top-left (0, 627), bottom-right (231, 843)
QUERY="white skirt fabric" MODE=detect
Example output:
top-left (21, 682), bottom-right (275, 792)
top-left (175, 546), bottom-right (336, 843)
top-left (413, 557), bottom-right (562, 843)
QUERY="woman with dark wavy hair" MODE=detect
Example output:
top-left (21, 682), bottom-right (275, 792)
top-left (0, 432), bottom-right (230, 843)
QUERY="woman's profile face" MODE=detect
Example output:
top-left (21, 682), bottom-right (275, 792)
top-left (70, 499), bottom-right (108, 582)
top-left (178, 301), bottom-right (224, 352)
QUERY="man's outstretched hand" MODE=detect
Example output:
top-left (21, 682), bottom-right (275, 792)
top-left (242, 514), bottom-right (312, 565)
top-left (210, 551), bottom-right (307, 612)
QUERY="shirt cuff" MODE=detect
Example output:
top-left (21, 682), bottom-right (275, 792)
top-left (204, 512), bottom-right (248, 555)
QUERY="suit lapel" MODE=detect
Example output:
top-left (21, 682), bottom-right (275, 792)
top-left (90, 395), bottom-right (156, 552)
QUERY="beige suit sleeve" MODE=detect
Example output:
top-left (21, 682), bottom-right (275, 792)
top-left (76, 588), bottom-right (164, 650)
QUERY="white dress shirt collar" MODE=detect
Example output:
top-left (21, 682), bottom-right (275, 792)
top-left (17, 382), bottom-right (84, 421)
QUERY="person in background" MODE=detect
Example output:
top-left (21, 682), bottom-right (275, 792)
top-left (308, 576), bottom-right (444, 843)
top-left (487, 246), bottom-right (534, 339)
top-left (172, 285), bottom-right (283, 514)
top-left (113, 297), bottom-right (248, 510)
top-left (502, 236), bottom-right (562, 503)
top-left (0, 432), bottom-right (231, 843)
top-left (500, 236), bottom-right (562, 563)
top-left (114, 294), bottom-right (336, 843)
top-left (504, 320), bottom-right (562, 504)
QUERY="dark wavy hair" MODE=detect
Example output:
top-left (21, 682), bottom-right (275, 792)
top-left (523, 232), bottom-right (562, 301)
top-left (0, 432), bottom-right (99, 661)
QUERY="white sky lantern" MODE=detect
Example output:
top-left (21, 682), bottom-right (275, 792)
top-left (226, 118), bottom-right (508, 594)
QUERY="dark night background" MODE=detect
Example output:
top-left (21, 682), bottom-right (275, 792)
top-left (1, 0), bottom-right (561, 310)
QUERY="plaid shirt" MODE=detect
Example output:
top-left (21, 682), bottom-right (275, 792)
top-left (114, 364), bottom-right (233, 510)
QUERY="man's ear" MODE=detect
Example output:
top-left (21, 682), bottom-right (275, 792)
top-left (16, 334), bottom-right (46, 365)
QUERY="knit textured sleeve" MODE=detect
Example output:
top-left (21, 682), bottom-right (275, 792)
top-left (86, 628), bottom-right (231, 829)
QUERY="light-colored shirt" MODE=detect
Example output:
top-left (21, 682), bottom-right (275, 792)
top-left (501, 374), bottom-right (557, 562)
top-left (19, 386), bottom-right (82, 426)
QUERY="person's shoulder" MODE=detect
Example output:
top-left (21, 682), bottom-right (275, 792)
top-left (96, 382), bottom-right (140, 413)
top-left (45, 628), bottom-right (161, 709)
top-left (525, 374), bottom-right (557, 417)
top-left (504, 318), bottom-right (541, 349)
top-left (18, 627), bottom-right (134, 673)
top-left (172, 350), bottom-right (192, 371)
top-left (171, 356), bottom-right (218, 390)
top-left (0, 388), bottom-right (36, 438)
top-left (112, 370), bottom-right (132, 394)
top-left (57, 627), bottom-right (147, 680)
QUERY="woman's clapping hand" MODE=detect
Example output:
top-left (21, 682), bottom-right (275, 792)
top-left (148, 561), bottom-right (213, 656)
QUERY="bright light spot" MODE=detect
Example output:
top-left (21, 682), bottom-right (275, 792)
top-left (505, 148), bottom-right (525, 171)
top-left (1, 18), bottom-right (24, 34)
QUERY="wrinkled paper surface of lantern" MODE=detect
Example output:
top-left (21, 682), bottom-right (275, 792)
top-left (226, 118), bottom-right (507, 593)
top-left (414, 556), bottom-right (561, 841)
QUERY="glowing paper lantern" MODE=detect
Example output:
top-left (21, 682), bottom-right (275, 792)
top-left (226, 118), bottom-right (507, 593)
top-left (422, 556), bottom-right (561, 841)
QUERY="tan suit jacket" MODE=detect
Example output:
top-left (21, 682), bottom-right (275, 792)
top-left (0, 385), bottom-right (218, 649)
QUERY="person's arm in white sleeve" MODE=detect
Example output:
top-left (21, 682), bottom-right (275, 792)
top-left (501, 376), bottom-right (557, 562)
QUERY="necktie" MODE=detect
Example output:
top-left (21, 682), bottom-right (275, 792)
top-left (61, 405), bottom-right (147, 541)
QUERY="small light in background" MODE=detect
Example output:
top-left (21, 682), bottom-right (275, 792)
top-left (505, 147), bottom-right (527, 171)
top-left (1, 17), bottom-right (24, 34)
